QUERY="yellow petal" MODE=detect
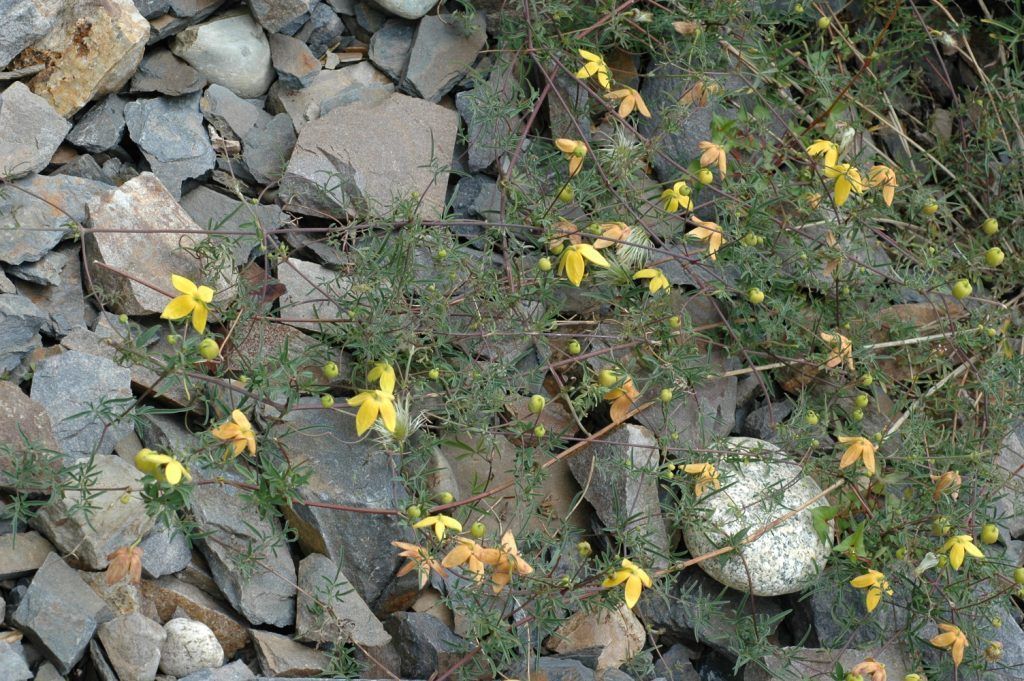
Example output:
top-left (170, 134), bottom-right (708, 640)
top-left (413, 517), bottom-right (437, 529)
top-left (231, 410), bottom-right (250, 429)
top-left (633, 269), bottom-right (657, 280)
top-left (161, 295), bottom-right (195, 320)
top-left (347, 392), bottom-right (370, 406)
top-left (963, 541), bottom-right (984, 558)
top-left (949, 544), bottom-right (964, 570)
top-left (354, 399), bottom-right (379, 435)
top-left (850, 573), bottom-right (877, 588)
top-left (441, 516), bottom-right (463, 531)
top-left (555, 138), bottom-right (579, 154)
top-left (624, 574), bottom-right (642, 608)
top-left (171, 274), bottom-right (197, 295)
top-left (602, 570), bottom-right (629, 588)
top-left (834, 176), bottom-right (852, 206)
top-left (378, 398), bottom-right (397, 433)
top-left (191, 303), bottom-right (208, 333)
top-left (565, 249), bottom-right (585, 286)
top-left (569, 155), bottom-right (583, 176)
top-left (196, 286), bottom-right (214, 304)
top-left (865, 586), bottom-right (881, 612)
top-left (577, 244), bottom-right (609, 267)
top-left (578, 49), bottom-right (602, 62)
top-left (210, 423), bottom-right (241, 441)
top-left (596, 69), bottom-right (610, 89)
top-left (576, 62), bottom-right (600, 79)
top-left (164, 461), bottom-right (183, 485)
top-left (442, 543), bottom-right (472, 568)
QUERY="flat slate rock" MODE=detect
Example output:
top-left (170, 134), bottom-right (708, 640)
top-left (296, 553), bottom-right (391, 646)
top-left (11, 552), bottom-right (112, 675)
top-left (170, 8), bottom-right (275, 98)
top-left (10, 243), bottom-right (89, 339)
top-left (0, 0), bottom-right (62, 69)
top-left (0, 531), bottom-right (56, 579)
top-left (0, 294), bottom-right (46, 374)
top-left (368, 19), bottom-right (415, 81)
top-left (267, 61), bottom-right (394, 131)
top-left (180, 660), bottom-right (257, 680)
top-left (67, 95), bottom-right (127, 153)
top-left (0, 381), bottom-right (59, 485)
top-left (0, 82), bottom-right (71, 180)
top-left (269, 33), bottom-right (322, 89)
top-left (402, 14), bottom-right (486, 102)
top-left (0, 640), bottom-right (32, 681)
top-left (249, 0), bottom-right (315, 32)
top-left (131, 47), bottom-right (208, 95)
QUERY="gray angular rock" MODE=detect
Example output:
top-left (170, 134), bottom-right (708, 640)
top-left (124, 92), bottom-right (215, 198)
top-left (269, 33), bottom-right (322, 89)
top-left (372, 0), bottom-right (437, 19)
top-left (180, 186), bottom-right (283, 265)
top-left (516, 658), bottom-right (596, 681)
top-left (0, 382), bottom-right (60, 487)
top-left (33, 661), bottom-right (63, 681)
top-left (455, 60), bottom-right (518, 172)
top-left (201, 83), bottom-right (269, 140)
top-left (191, 477), bottom-right (297, 627)
top-left (0, 531), bottom-right (55, 579)
top-left (22, 0), bottom-right (149, 117)
top-left (995, 424), bottom-right (1024, 537)
top-left (653, 644), bottom-right (700, 681)
top-left (402, 14), bottom-right (486, 102)
top-left (135, 0), bottom-right (172, 18)
top-left (277, 257), bottom-right (347, 330)
top-left (267, 61), bottom-right (394, 131)
top-left (243, 113), bottom-right (297, 185)
top-left (179, 660), bottom-right (256, 680)
top-left (682, 438), bottom-right (830, 596)
top-left (450, 174), bottom-right (500, 222)
top-left (0, 0), bottom-right (62, 69)
top-left (148, 0), bottom-right (228, 44)
top-left (160, 618), bottom-right (224, 677)
top-left (139, 525), bottom-right (194, 578)
top-left (89, 639), bottom-right (120, 681)
top-left (296, 553), bottom-right (391, 646)
top-left (546, 603), bottom-right (645, 670)
top-left (739, 399), bottom-right (795, 442)
top-left (278, 398), bottom-right (412, 605)
top-left (567, 423), bottom-right (670, 566)
top-left (11, 552), bottom-right (112, 675)
top-left (33, 454), bottom-right (154, 569)
top-left (353, 1), bottom-right (384, 32)
top-left (9, 244), bottom-right (88, 338)
top-left (743, 646), bottom-right (910, 681)
top-left (0, 172), bottom-right (107, 266)
top-left (170, 9), bottom-right (275, 98)
top-left (0, 294), bottom-right (46, 374)
top-left (98, 611), bottom-right (166, 681)
top-left (141, 576), bottom-right (250, 657)
top-left (279, 91), bottom-right (456, 219)
top-left (67, 95), bottom-right (127, 153)
top-left (293, 2), bottom-right (347, 58)
top-left (53, 154), bottom-right (115, 184)
top-left (131, 48), bottom-right (208, 96)
top-left (249, 0), bottom-right (315, 32)
top-left (368, 18), bottom-right (416, 82)
top-left (385, 612), bottom-right (464, 678)
top-left (0, 640), bottom-right (31, 681)
top-left (251, 629), bottom-right (329, 677)
top-left (0, 82), bottom-right (71, 180)
top-left (84, 173), bottom-right (211, 314)
top-left (30, 350), bottom-right (133, 460)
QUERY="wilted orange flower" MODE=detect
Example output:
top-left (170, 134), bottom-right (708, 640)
top-left (930, 623), bottom-right (968, 667)
top-left (688, 217), bottom-right (724, 260)
top-left (820, 331), bottom-right (854, 371)
top-left (607, 87), bottom-right (651, 118)
top-left (487, 531), bottom-right (534, 594)
top-left (605, 378), bottom-right (640, 423)
top-left (592, 222), bottom-right (632, 249)
top-left (849, 657), bottom-right (887, 681)
top-left (106, 545), bottom-right (144, 585)
top-left (698, 141), bottom-right (727, 175)
top-left (868, 165), bottom-right (898, 206)
top-left (838, 436), bottom-right (877, 475)
top-left (683, 463), bottom-right (721, 497)
top-left (210, 409), bottom-right (257, 457)
top-left (393, 541), bottom-right (446, 589)
top-left (932, 470), bottom-right (962, 500)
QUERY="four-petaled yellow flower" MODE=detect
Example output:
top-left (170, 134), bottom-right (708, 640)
top-left (849, 658), bottom-right (887, 681)
top-left (161, 274), bottom-right (213, 333)
top-left (607, 86), bottom-right (650, 118)
top-left (576, 49), bottom-right (611, 89)
top-left (134, 448), bottom-right (191, 486)
top-left (806, 139), bottom-right (839, 169)
top-left (633, 268), bottom-right (669, 293)
top-left (837, 436), bottom-right (877, 475)
top-left (820, 331), bottom-right (854, 370)
top-left (392, 541), bottom-right (446, 589)
top-left (930, 623), bottom-right (968, 667)
top-left (602, 558), bottom-right (652, 608)
top-left (687, 217), bottom-right (724, 261)
top-left (348, 388), bottom-right (396, 435)
top-left (414, 513), bottom-right (463, 541)
top-left (868, 165), bottom-right (898, 206)
top-left (849, 569), bottom-right (892, 612)
top-left (824, 162), bottom-right (866, 207)
top-left (210, 409), bottom-right (257, 457)
top-left (367, 362), bottom-right (396, 393)
top-left (698, 141), bottom-right (727, 175)
top-left (555, 138), bottom-right (588, 176)
top-left (683, 462), bottom-right (721, 497)
top-left (489, 531), bottom-right (534, 594)
top-left (604, 377), bottom-right (640, 423)
top-left (660, 181), bottom-right (693, 212)
top-left (940, 534), bottom-right (984, 570)
top-left (558, 243), bottom-right (610, 287)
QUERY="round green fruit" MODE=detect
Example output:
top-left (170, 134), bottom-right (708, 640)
top-left (538, 257), bottom-right (553, 272)
top-left (320, 394), bottom-right (335, 408)
top-left (817, 15), bottom-right (830, 29)
top-left (1014, 567), bottom-right (1024, 585)
top-left (533, 424), bottom-right (546, 437)
top-left (659, 388), bottom-right (673, 403)
top-left (747, 288), bottom-right (765, 304)
top-left (322, 361), bottom-right (340, 379)
top-left (406, 505), bottom-right (422, 519)
top-left (805, 411), bottom-right (819, 426)
top-left (577, 540), bottom-right (592, 558)
top-left (428, 368), bottom-right (440, 380)
top-left (529, 394), bottom-right (546, 414)
top-left (198, 338), bottom-right (219, 360)
top-left (696, 168), bottom-right (713, 185)
top-left (986, 247), bottom-right (1005, 267)
top-left (921, 202), bottom-right (939, 216)
top-left (854, 393), bottom-right (870, 409)
top-left (437, 492), bottom-right (454, 504)
top-left (470, 522), bottom-right (486, 538)
top-left (951, 279), bottom-right (973, 300)
top-left (558, 186), bottom-right (574, 203)
top-left (981, 523), bottom-right (999, 545)
top-left (668, 315), bottom-right (682, 329)
top-left (567, 340), bottom-right (582, 355)
top-left (598, 369), bottom-right (618, 387)
top-left (982, 217), bottom-right (999, 235)
top-left (851, 408), bottom-right (864, 421)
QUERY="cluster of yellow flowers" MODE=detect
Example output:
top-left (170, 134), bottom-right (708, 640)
top-left (806, 139), bottom-right (897, 207)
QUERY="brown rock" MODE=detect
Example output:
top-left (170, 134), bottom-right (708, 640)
top-left (23, 0), bottom-right (149, 117)
top-left (545, 603), bottom-right (645, 670)
top-left (141, 576), bottom-right (250, 657)
top-left (0, 381), bottom-right (60, 488)
top-left (0, 532), bottom-right (56, 579)
top-left (250, 629), bottom-right (329, 677)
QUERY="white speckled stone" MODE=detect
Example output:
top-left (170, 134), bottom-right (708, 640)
top-left (682, 437), bottom-right (831, 596)
top-left (160, 618), bottom-right (224, 677)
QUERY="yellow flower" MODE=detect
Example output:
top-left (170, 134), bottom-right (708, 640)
top-left (347, 389), bottom-right (396, 435)
top-left (824, 162), bottom-right (866, 206)
top-left (849, 658), bottom-right (887, 681)
top-left (940, 534), bottom-right (984, 570)
top-left (849, 569), bottom-right (892, 612)
top-left (592, 222), bottom-right (631, 249)
top-left (441, 538), bottom-right (492, 582)
top-left (392, 541), bottom-right (446, 589)
top-left (487, 531), bottom-right (534, 595)
top-left (698, 141), bottom-right (727, 175)
top-left (209, 409), bottom-right (257, 457)
top-left (413, 513), bottom-right (463, 541)
top-left (558, 243), bottom-right (610, 286)
top-left (602, 558), bottom-right (652, 608)
top-left (868, 165), bottom-right (898, 206)
top-left (555, 138), bottom-right (587, 176)
top-left (367, 362), bottom-right (396, 393)
top-left (807, 138), bottom-right (839, 169)
top-left (604, 377), bottom-right (640, 423)
top-left (575, 49), bottom-right (611, 89)
top-left (606, 86), bottom-right (650, 118)
top-left (660, 181), bottom-right (693, 212)
top-left (160, 274), bottom-right (213, 333)
top-left (687, 216), bottom-right (724, 260)
top-left (683, 462), bottom-right (721, 497)
top-left (820, 330), bottom-right (854, 370)
top-left (837, 436), bottom-right (876, 475)
top-left (134, 448), bottom-right (191, 486)
top-left (930, 623), bottom-right (968, 667)
top-left (633, 268), bottom-right (669, 293)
